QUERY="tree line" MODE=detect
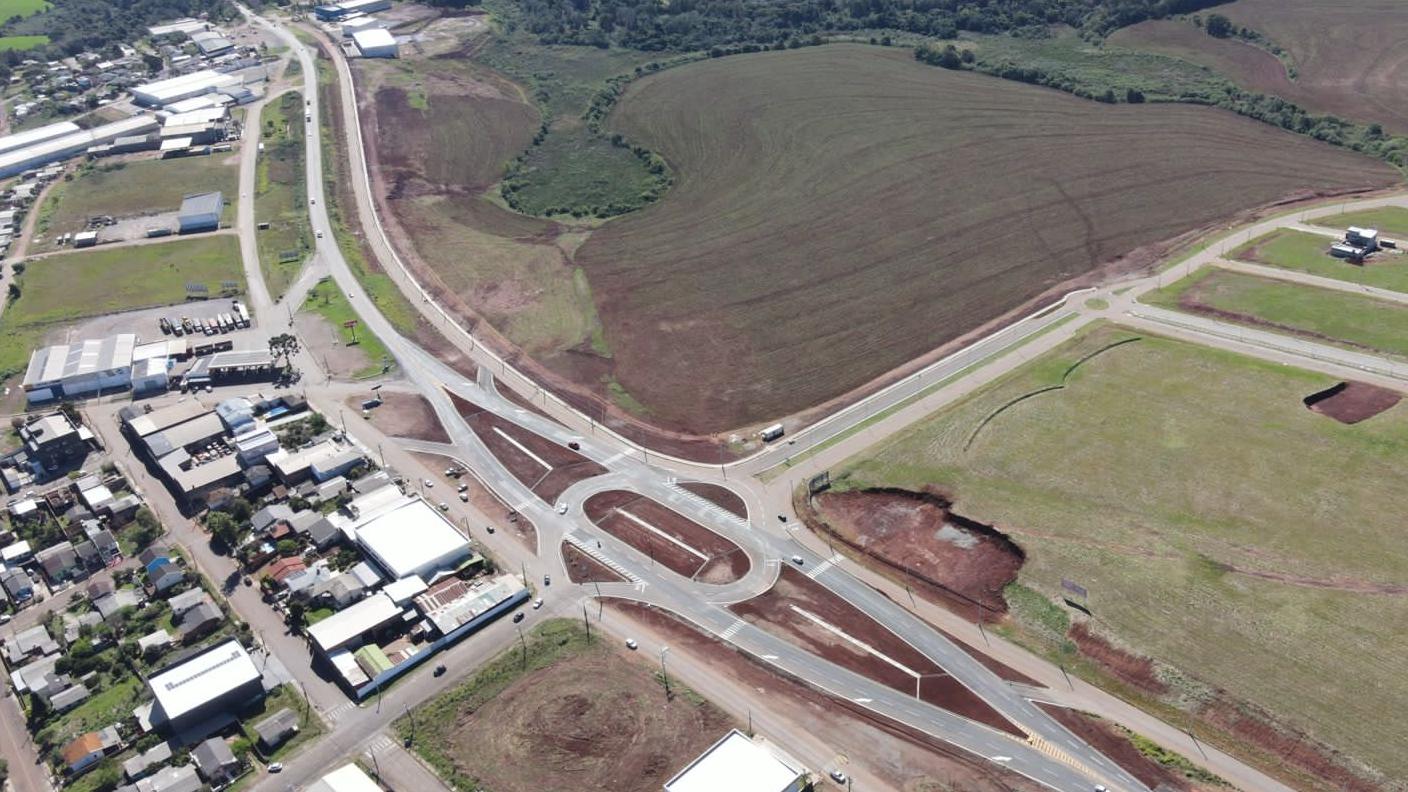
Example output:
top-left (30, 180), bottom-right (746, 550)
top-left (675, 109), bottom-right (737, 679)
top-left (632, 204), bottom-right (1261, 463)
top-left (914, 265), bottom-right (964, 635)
top-left (502, 0), bottom-right (1229, 51)
top-left (0, 0), bottom-right (237, 58)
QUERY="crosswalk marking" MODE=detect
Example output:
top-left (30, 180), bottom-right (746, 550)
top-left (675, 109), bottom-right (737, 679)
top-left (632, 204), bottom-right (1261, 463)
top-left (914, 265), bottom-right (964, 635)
top-left (325, 701), bottom-right (356, 724)
top-left (363, 734), bottom-right (395, 757)
top-left (669, 484), bottom-right (751, 529)
top-left (806, 553), bottom-right (844, 579)
top-left (718, 619), bottom-right (746, 641)
top-left (565, 533), bottom-right (642, 583)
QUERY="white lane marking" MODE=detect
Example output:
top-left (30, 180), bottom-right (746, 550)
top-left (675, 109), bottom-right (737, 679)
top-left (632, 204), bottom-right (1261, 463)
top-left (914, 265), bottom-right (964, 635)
top-left (604, 450), bottom-right (632, 464)
top-left (619, 509), bottom-right (708, 561)
top-left (491, 426), bottom-right (552, 472)
top-left (790, 604), bottom-right (920, 679)
top-left (718, 619), bottom-right (746, 641)
top-left (805, 553), bottom-right (844, 579)
top-left (563, 533), bottom-right (641, 583)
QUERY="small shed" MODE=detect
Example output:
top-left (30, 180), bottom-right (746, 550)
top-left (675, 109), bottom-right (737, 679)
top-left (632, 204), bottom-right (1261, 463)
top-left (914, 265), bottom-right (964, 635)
top-left (177, 191), bottom-right (223, 234)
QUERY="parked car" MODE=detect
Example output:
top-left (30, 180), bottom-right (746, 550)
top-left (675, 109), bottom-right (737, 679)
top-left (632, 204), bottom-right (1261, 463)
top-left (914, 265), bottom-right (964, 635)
top-left (512, 612), bottom-right (525, 623)
top-left (625, 639), bottom-right (638, 650)
top-left (532, 598), bottom-right (543, 609)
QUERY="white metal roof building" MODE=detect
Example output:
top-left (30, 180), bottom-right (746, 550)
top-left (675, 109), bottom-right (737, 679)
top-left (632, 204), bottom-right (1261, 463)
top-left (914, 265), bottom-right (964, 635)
top-left (148, 19), bottom-right (208, 38)
top-left (23, 334), bottom-right (137, 403)
top-left (305, 591), bottom-right (401, 653)
top-left (306, 764), bottom-right (382, 792)
top-left (131, 70), bottom-right (242, 107)
top-left (340, 15), bottom-right (386, 37)
top-left (353, 496), bottom-right (472, 581)
top-left (664, 730), bottom-right (808, 792)
top-left (0, 120), bottom-right (81, 156)
top-left (148, 640), bottom-right (264, 734)
top-left (0, 116), bottom-right (160, 178)
top-left (352, 28), bottom-right (397, 58)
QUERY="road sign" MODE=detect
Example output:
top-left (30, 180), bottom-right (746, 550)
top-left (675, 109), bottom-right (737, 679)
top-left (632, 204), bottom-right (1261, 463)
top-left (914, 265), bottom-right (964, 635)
top-left (808, 471), bottom-right (831, 494)
top-left (1061, 578), bottom-right (1088, 599)
top-left (343, 319), bottom-right (358, 329)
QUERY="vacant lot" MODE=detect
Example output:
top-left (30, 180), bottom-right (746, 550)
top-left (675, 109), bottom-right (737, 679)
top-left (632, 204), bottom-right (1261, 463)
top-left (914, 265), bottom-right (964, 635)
top-left (256, 91), bottom-right (312, 298)
top-left (0, 236), bottom-right (243, 376)
top-left (1234, 228), bottom-right (1408, 292)
top-left (40, 155), bottom-right (239, 237)
top-left (573, 44), bottom-right (1395, 432)
top-left (584, 490), bottom-right (748, 583)
top-left (300, 278), bottom-right (391, 379)
top-left (832, 324), bottom-right (1408, 790)
top-left (1148, 268), bottom-right (1408, 358)
top-left (1114, 1), bottom-right (1408, 134)
top-left (447, 390), bottom-right (606, 502)
top-left (402, 619), bottom-right (733, 792)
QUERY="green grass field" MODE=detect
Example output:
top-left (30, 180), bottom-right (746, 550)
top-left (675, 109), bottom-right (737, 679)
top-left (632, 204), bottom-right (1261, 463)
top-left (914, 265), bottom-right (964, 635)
top-left (0, 0), bottom-right (48, 16)
top-left (0, 237), bottom-right (244, 377)
top-left (255, 91), bottom-right (312, 298)
top-left (1147, 268), bottom-right (1408, 358)
top-left (300, 279), bottom-right (391, 379)
top-left (1312, 206), bottom-right (1408, 239)
top-left (0, 34), bottom-right (47, 50)
top-left (1233, 228), bottom-right (1408, 292)
top-left (39, 155), bottom-right (239, 238)
top-left (834, 324), bottom-right (1408, 786)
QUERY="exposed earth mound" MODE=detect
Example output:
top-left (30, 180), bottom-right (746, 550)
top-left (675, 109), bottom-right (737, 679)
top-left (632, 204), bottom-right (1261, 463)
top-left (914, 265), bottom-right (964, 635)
top-left (1304, 381), bottom-right (1402, 424)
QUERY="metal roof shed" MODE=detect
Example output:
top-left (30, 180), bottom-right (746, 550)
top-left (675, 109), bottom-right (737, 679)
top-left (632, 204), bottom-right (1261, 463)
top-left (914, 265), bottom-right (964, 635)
top-left (178, 191), bottom-right (223, 233)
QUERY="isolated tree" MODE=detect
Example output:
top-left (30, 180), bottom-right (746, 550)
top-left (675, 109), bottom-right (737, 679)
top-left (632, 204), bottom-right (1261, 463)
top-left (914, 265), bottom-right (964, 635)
top-left (206, 511), bottom-right (240, 550)
top-left (1205, 14), bottom-right (1232, 38)
top-left (269, 333), bottom-right (301, 370)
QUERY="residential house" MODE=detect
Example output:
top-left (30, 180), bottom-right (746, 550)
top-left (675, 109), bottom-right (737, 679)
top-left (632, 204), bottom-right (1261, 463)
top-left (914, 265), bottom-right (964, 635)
top-left (3, 623), bottom-right (58, 664)
top-left (192, 737), bottom-right (239, 784)
top-left (93, 588), bottom-right (142, 621)
top-left (61, 731), bottom-right (106, 775)
top-left (176, 600), bottom-right (222, 642)
top-left (36, 540), bottom-right (81, 582)
top-left (122, 742), bottom-right (173, 782)
top-left (137, 764), bottom-right (202, 792)
top-left (250, 504), bottom-right (293, 534)
top-left (305, 517), bottom-right (341, 550)
top-left (137, 629), bottom-right (173, 656)
top-left (17, 412), bottom-right (89, 476)
top-left (138, 547), bottom-right (170, 575)
top-left (50, 683), bottom-right (92, 712)
top-left (252, 707), bottom-right (298, 752)
top-left (86, 578), bottom-right (116, 600)
top-left (84, 524), bottom-right (121, 563)
top-left (265, 556), bottom-right (306, 587)
top-left (148, 559), bottom-right (185, 592)
top-left (283, 563), bottom-right (331, 598)
top-left (1, 567), bottom-right (34, 603)
top-left (166, 587), bottom-right (210, 619)
top-left (74, 539), bottom-right (101, 570)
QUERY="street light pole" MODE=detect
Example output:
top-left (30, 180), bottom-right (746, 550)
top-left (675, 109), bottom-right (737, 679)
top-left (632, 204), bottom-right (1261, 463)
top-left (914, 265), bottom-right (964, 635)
top-left (659, 645), bottom-right (670, 699)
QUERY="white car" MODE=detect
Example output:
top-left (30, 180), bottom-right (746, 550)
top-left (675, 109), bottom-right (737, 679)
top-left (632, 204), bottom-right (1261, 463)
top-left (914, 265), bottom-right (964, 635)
top-left (829, 770), bottom-right (847, 784)
top-left (625, 638), bottom-right (638, 650)
top-left (424, 478), bottom-right (434, 488)
top-left (556, 503), bottom-right (568, 515)
top-left (532, 598), bottom-right (543, 609)
top-left (268, 763), bottom-right (284, 773)
top-left (438, 502), bottom-right (449, 511)
top-left (459, 492), bottom-right (469, 502)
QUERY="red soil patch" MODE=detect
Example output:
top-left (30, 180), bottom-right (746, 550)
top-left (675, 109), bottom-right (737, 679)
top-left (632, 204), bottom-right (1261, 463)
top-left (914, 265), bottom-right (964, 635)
top-left (731, 566), bottom-right (1022, 736)
top-left (1037, 704), bottom-right (1200, 791)
top-left (446, 390), bottom-right (606, 502)
top-left (583, 490), bottom-right (749, 584)
top-left (1068, 622), bottom-right (1167, 696)
top-left (409, 451), bottom-right (538, 551)
top-left (678, 481), bottom-right (747, 519)
top-left (1304, 380), bottom-right (1402, 424)
top-left (493, 374), bottom-right (565, 427)
top-left (562, 542), bottom-right (626, 584)
top-left (1199, 698), bottom-right (1382, 792)
top-left (354, 391), bottom-right (449, 443)
top-left (803, 487), bottom-right (1023, 617)
top-left (606, 599), bottom-right (1047, 792)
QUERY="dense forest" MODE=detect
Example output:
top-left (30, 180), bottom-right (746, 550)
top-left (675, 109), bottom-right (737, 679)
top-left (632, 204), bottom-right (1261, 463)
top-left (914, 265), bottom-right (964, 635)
top-left (2, 0), bottom-right (236, 57)
top-left (511, 0), bottom-right (1229, 50)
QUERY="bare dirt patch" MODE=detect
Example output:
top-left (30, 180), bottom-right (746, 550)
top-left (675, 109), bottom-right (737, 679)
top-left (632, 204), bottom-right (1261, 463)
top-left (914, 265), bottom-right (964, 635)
top-left (562, 542), bottom-right (625, 584)
top-left (439, 633), bottom-right (734, 792)
top-left (1067, 622), bottom-right (1167, 696)
top-left (296, 312), bottom-right (371, 380)
top-left (804, 487), bottom-right (1023, 617)
top-left (607, 599), bottom-right (1046, 792)
top-left (1036, 705), bottom-right (1201, 791)
top-left (446, 390), bottom-right (606, 502)
top-left (731, 566), bottom-right (1021, 736)
top-left (410, 451), bottom-right (538, 551)
top-left (354, 390), bottom-right (449, 442)
top-left (583, 490), bottom-right (749, 584)
top-left (679, 481), bottom-right (747, 519)
top-left (1200, 697), bottom-right (1383, 792)
top-left (1304, 381), bottom-right (1402, 424)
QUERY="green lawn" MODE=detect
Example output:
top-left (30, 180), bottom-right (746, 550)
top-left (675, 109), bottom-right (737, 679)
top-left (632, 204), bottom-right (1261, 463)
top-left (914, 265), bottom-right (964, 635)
top-left (1233, 228), bottom-right (1408, 292)
top-left (255, 91), bottom-right (312, 299)
top-left (300, 279), bottom-right (392, 378)
top-left (835, 324), bottom-right (1408, 785)
top-left (0, 236), bottom-right (244, 377)
top-left (44, 675), bottom-right (142, 746)
top-left (240, 684), bottom-right (324, 761)
top-left (0, 34), bottom-right (47, 50)
top-left (0, 0), bottom-right (49, 18)
top-left (38, 155), bottom-right (239, 239)
top-left (1312, 206), bottom-right (1408, 240)
top-left (1146, 268), bottom-right (1408, 359)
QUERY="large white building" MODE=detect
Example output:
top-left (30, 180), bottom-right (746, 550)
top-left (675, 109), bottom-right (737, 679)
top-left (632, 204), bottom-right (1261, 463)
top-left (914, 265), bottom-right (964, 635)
top-left (0, 117), bottom-right (159, 178)
top-left (131, 70), bottom-right (243, 108)
top-left (351, 496), bottom-right (472, 581)
top-left (352, 28), bottom-right (397, 58)
top-left (306, 764), bottom-right (382, 792)
top-left (147, 640), bottom-right (264, 735)
top-left (664, 730), bottom-right (808, 792)
top-left (0, 120), bottom-right (81, 156)
top-left (23, 334), bottom-right (137, 404)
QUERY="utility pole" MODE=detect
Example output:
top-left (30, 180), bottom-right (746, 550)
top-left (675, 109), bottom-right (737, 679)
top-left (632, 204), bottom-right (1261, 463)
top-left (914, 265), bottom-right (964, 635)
top-left (659, 645), bottom-right (670, 700)
top-left (582, 601), bottom-right (591, 642)
top-left (517, 624), bottom-right (527, 669)
top-left (404, 704), bottom-right (414, 746)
